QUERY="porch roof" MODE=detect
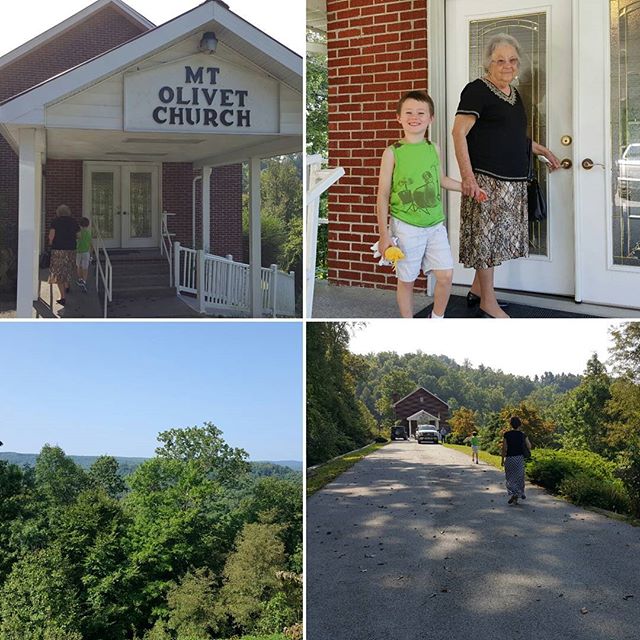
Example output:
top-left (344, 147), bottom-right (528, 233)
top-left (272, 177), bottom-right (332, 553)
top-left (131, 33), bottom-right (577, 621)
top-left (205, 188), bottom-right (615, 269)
top-left (0, 0), bottom-right (302, 166)
top-left (406, 410), bottom-right (440, 422)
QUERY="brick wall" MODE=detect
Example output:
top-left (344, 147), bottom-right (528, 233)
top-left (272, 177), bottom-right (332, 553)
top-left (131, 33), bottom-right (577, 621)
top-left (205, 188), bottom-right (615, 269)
top-left (326, 0), bottom-right (428, 290)
top-left (44, 160), bottom-right (84, 232)
top-left (163, 163), bottom-right (244, 261)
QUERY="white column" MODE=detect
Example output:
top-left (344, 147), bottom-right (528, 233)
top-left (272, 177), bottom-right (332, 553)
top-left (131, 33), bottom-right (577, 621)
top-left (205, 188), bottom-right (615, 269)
top-left (201, 166), bottom-right (212, 252)
top-left (249, 156), bottom-right (262, 317)
top-left (16, 128), bottom-right (39, 318)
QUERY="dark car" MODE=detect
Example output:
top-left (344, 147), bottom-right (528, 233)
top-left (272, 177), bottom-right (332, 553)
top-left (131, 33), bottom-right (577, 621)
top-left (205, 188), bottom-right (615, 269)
top-left (417, 426), bottom-right (441, 444)
top-left (390, 425), bottom-right (408, 440)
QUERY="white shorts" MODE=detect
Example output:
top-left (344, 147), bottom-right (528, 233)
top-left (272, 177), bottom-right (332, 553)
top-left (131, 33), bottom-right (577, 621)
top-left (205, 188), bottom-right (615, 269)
top-left (76, 251), bottom-right (90, 269)
top-left (471, 445), bottom-right (479, 453)
top-left (390, 218), bottom-right (454, 282)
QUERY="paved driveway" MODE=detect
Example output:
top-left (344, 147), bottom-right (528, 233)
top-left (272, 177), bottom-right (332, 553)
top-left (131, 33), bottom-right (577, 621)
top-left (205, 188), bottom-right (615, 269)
top-left (307, 442), bottom-right (640, 640)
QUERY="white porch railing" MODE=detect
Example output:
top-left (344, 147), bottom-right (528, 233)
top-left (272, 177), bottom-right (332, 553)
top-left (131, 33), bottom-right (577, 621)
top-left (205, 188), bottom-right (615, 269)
top-left (160, 211), bottom-right (176, 286)
top-left (93, 223), bottom-right (113, 318)
top-left (306, 154), bottom-right (345, 317)
top-left (174, 243), bottom-right (295, 317)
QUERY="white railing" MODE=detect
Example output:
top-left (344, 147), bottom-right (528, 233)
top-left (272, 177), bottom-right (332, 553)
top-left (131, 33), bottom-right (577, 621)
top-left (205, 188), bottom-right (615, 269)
top-left (306, 154), bottom-right (345, 317)
top-left (173, 242), bottom-right (295, 317)
top-left (93, 223), bottom-right (112, 318)
top-left (160, 211), bottom-right (176, 286)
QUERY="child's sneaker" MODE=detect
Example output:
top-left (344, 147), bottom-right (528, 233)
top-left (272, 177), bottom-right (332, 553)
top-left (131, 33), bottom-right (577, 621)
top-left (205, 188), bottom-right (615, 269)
top-left (78, 279), bottom-right (87, 292)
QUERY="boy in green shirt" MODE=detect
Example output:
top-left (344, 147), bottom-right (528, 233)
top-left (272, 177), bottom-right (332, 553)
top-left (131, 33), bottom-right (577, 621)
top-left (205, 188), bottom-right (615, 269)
top-left (76, 217), bottom-right (92, 292)
top-left (464, 430), bottom-right (481, 464)
top-left (376, 90), bottom-right (487, 318)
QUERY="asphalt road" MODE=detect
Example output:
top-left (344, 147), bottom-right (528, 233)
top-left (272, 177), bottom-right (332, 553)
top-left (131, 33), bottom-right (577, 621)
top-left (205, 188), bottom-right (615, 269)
top-left (306, 442), bottom-right (640, 640)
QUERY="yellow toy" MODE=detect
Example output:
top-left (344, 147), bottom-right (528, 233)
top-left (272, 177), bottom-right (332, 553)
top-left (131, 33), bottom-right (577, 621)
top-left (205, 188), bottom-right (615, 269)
top-left (384, 246), bottom-right (405, 270)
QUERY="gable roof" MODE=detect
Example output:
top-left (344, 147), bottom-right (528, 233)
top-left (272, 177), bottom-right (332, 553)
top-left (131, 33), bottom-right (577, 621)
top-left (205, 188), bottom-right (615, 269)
top-left (0, 0), bottom-right (155, 72)
top-left (0, 0), bottom-right (301, 128)
top-left (406, 409), bottom-right (440, 422)
top-left (392, 387), bottom-right (450, 409)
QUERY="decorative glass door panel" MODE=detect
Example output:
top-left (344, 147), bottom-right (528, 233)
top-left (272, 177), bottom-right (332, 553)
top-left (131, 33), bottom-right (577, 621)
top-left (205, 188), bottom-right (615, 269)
top-left (446, 0), bottom-right (574, 297)
top-left (84, 163), bottom-right (159, 249)
top-left (611, 0), bottom-right (640, 267)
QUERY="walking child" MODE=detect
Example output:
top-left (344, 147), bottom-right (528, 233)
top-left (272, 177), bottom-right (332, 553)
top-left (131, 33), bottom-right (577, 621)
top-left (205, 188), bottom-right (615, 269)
top-left (464, 430), bottom-right (480, 464)
top-left (76, 217), bottom-right (92, 292)
top-left (376, 90), bottom-right (486, 318)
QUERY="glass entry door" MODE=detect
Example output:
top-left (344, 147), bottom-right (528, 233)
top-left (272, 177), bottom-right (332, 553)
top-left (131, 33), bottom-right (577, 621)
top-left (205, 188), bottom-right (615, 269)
top-left (446, 0), bottom-right (575, 296)
top-left (84, 163), bottom-right (159, 249)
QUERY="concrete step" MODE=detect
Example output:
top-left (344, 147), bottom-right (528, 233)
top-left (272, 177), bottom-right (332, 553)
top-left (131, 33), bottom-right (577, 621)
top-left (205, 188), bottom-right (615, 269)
top-left (112, 285), bottom-right (176, 299)
top-left (112, 273), bottom-right (171, 290)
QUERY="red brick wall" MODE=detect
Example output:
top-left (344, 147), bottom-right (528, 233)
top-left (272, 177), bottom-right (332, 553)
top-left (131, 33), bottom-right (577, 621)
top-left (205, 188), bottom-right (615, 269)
top-left (212, 165), bottom-right (244, 261)
top-left (162, 163), bottom-right (244, 262)
top-left (44, 160), bottom-right (84, 232)
top-left (326, 0), bottom-right (428, 290)
top-left (0, 6), bottom-right (148, 102)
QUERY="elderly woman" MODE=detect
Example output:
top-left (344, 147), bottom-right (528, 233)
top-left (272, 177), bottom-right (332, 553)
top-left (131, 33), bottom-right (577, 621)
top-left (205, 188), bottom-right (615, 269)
top-left (501, 416), bottom-right (532, 505)
top-left (48, 204), bottom-right (79, 306)
top-left (452, 33), bottom-right (560, 318)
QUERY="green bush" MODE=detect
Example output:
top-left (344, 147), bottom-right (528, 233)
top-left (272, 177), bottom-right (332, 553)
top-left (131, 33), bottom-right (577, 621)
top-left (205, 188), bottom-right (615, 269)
top-left (526, 449), bottom-right (618, 493)
top-left (615, 438), bottom-right (640, 517)
top-left (558, 473), bottom-right (631, 513)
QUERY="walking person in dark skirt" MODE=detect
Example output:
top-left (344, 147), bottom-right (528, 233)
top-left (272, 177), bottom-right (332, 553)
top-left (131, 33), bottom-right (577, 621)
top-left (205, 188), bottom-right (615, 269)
top-left (48, 204), bottom-right (79, 306)
top-left (500, 416), bottom-right (531, 505)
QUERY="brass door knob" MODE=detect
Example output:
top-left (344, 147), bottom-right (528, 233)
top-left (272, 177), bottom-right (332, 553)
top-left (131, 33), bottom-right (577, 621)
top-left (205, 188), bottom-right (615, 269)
top-left (560, 158), bottom-right (572, 169)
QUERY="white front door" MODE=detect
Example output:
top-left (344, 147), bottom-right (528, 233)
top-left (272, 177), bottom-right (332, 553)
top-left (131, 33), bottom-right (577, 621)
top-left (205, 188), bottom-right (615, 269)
top-left (84, 163), bottom-right (160, 249)
top-left (446, 0), bottom-right (575, 296)
top-left (576, 0), bottom-right (640, 308)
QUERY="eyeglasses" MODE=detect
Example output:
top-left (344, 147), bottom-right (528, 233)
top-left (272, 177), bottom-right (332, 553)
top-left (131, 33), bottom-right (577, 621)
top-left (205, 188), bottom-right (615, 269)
top-left (491, 57), bottom-right (519, 67)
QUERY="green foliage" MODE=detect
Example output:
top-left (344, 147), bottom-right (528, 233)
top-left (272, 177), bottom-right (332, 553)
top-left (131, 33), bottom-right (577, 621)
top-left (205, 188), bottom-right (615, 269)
top-left (375, 369), bottom-right (415, 429)
top-left (0, 425), bottom-right (302, 640)
top-left (448, 407), bottom-right (478, 444)
top-left (219, 523), bottom-right (286, 633)
top-left (608, 322), bottom-right (640, 383)
top-left (558, 473), bottom-right (631, 513)
top-left (526, 449), bottom-right (619, 493)
top-left (306, 44), bottom-right (328, 155)
top-left (615, 437), bottom-right (640, 517)
top-left (307, 323), bottom-right (376, 466)
top-left (89, 455), bottom-right (126, 497)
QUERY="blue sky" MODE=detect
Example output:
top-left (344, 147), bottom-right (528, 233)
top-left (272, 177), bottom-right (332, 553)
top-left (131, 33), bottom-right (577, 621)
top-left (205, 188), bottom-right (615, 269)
top-left (0, 322), bottom-right (302, 461)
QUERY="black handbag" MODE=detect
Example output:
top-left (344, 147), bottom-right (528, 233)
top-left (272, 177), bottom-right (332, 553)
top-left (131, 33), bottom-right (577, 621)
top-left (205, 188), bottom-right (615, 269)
top-left (522, 432), bottom-right (531, 459)
top-left (39, 249), bottom-right (51, 269)
top-left (527, 140), bottom-right (547, 222)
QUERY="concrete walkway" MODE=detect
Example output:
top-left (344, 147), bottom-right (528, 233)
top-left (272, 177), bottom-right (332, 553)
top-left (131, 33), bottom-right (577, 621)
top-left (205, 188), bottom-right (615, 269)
top-left (307, 442), bottom-right (640, 640)
top-left (311, 280), bottom-right (640, 319)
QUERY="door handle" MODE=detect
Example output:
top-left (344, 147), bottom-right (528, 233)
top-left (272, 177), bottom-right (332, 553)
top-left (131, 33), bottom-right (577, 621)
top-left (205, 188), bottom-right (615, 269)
top-left (122, 211), bottom-right (128, 215)
top-left (560, 158), bottom-right (572, 170)
top-left (582, 158), bottom-right (605, 170)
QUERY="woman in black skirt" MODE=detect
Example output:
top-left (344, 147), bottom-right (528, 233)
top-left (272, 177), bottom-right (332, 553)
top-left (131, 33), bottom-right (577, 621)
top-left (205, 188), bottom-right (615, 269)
top-left (452, 33), bottom-right (560, 318)
top-left (501, 416), bottom-right (532, 505)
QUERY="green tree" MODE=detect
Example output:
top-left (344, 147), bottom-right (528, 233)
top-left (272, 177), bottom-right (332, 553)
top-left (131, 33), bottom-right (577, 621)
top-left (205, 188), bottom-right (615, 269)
top-left (375, 370), bottom-right (415, 429)
top-left (34, 444), bottom-right (88, 509)
top-left (0, 547), bottom-right (83, 640)
top-left (448, 407), bottom-right (478, 443)
top-left (165, 568), bottom-right (221, 639)
top-left (218, 523), bottom-right (287, 634)
top-left (605, 377), bottom-right (640, 454)
top-left (608, 322), bottom-right (640, 382)
top-left (307, 323), bottom-right (375, 465)
top-left (306, 35), bottom-right (328, 155)
top-left (554, 354), bottom-right (611, 454)
top-left (88, 455), bottom-right (126, 498)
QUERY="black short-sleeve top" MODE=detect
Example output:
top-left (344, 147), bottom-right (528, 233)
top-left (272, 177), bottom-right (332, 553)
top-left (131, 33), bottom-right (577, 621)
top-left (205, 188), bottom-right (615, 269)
top-left (456, 78), bottom-right (528, 181)
top-left (504, 429), bottom-right (527, 456)
top-left (51, 216), bottom-right (80, 250)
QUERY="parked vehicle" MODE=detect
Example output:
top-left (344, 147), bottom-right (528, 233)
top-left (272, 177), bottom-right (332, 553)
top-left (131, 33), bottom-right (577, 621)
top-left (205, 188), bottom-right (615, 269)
top-left (390, 425), bottom-right (408, 440)
top-left (417, 425), bottom-right (440, 444)
top-left (617, 143), bottom-right (640, 202)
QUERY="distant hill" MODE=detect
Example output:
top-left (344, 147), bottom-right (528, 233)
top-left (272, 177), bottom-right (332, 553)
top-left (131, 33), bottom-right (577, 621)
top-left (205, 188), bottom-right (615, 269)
top-left (0, 452), bottom-right (302, 476)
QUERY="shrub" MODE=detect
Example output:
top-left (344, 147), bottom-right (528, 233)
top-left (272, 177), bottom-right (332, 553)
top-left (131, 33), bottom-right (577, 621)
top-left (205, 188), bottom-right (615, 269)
top-left (615, 438), bottom-right (640, 517)
top-left (526, 449), bottom-right (618, 493)
top-left (558, 473), bottom-right (631, 513)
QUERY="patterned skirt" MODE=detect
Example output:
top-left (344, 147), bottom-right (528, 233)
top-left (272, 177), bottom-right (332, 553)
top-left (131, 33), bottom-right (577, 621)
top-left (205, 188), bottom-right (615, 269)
top-left (459, 173), bottom-right (528, 270)
top-left (504, 455), bottom-right (525, 497)
top-left (48, 249), bottom-right (76, 285)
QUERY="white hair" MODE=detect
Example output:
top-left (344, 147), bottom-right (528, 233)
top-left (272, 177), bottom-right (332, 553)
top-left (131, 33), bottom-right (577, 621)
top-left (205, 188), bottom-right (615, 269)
top-left (483, 33), bottom-right (522, 72)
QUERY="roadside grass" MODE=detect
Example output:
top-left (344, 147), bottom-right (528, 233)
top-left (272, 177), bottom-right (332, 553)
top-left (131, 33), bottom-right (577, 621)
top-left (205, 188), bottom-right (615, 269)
top-left (445, 443), bottom-right (502, 468)
top-left (307, 442), bottom-right (388, 496)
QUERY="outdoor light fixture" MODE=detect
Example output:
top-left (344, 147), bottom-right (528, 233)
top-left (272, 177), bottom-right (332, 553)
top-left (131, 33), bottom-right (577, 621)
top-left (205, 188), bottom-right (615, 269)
top-left (199, 31), bottom-right (218, 54)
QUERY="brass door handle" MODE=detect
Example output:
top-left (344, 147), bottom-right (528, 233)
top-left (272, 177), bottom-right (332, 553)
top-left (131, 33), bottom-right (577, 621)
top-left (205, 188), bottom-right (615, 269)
top-left (582, 158), bottom-right (605, 170)
top-left (560, 158), bottom-right (572, 169)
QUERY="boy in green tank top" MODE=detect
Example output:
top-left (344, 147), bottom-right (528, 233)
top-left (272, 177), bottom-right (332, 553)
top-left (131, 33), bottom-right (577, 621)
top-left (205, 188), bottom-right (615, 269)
top-left (75, 217), bottom-right (92, 292)
top-left (377, 90), bottom-right (487, 318)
